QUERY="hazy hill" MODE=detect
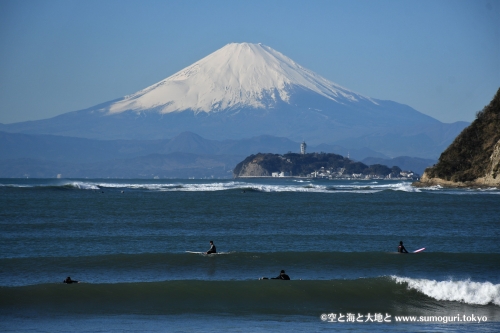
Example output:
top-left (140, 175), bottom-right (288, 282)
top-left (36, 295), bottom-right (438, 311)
top-left (0, 153), bottom-right (240, 179)
top-left (361, 156), bottom-right (436, 176)
top-left (0, 130), bottom-right (438, 178)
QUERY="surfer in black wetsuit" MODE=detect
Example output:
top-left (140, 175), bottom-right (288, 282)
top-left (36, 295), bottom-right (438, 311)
top-left (272, 270), bottom-right (290, 280)
top-left (206, 240), bottom-right (216, 254)
top-left (63, 276), bottom-right (79, 284)
top-left (398, 241), bottom-right (408, 253)
top-left (261, 270), bottom-right (290, 280)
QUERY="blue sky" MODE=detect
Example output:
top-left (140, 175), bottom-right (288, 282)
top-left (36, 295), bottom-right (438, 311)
top-left (0, 0), bottom-right (498, 124)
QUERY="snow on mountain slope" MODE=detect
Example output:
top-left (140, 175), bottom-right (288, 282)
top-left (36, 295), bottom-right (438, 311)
top-left (108, 43), bottom-right (377, 115)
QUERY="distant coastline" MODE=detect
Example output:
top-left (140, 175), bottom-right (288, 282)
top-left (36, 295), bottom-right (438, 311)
top-left (236, 175), bottom-right (418, 181)
top-left (233, 152), bottom-right (418, 180)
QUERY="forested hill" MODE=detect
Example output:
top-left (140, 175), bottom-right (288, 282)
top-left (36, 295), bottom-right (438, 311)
top-left (416, 87), bottom-right (500, 187)
top-left (233, 152), bottom-right (403, 178)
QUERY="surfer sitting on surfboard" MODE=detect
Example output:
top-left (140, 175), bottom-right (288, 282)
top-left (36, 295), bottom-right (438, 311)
top-left (206, 240), bottom-right (216, 254)
top-left (398, 241), bottom-right (409, 253)
top-left (63, 276), bottom-right (79, 284)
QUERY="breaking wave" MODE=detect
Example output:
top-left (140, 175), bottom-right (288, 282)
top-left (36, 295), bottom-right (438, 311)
top-left (2, 276), bottom-right (498, 317)
top-left (392, 276), bottom-right (500, 306)
top-left (1, 179), bottom-right (498, 194)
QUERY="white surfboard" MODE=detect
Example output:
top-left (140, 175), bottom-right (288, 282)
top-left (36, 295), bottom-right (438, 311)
top-left (185, 251), bottom-right (230, 255)
top-left (413, 247), bottom-right (426, 253)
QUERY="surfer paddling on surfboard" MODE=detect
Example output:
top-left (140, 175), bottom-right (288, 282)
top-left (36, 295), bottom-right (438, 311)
top-left (398, 241), bottom-right (409, 253)
top-left (206, 240), bottom-right (216, 254)
top-left (260, 270), bottom-right (290, 280)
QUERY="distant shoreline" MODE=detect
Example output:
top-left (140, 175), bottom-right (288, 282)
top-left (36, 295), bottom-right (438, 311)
top-left (234, 176), bottom-right (416, 181)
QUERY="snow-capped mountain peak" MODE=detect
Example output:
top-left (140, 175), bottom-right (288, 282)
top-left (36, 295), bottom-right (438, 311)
top-left (108, 42), bottom-right (376, 115)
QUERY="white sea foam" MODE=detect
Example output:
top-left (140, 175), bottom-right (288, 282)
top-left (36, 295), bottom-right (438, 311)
top-left (332, 181), bottom-right (418, 192)
top-left (65, 182), bottom-right (100, 190)
top-left (0, 183), bottom-right (31, 188)
top-left (369, 182), bottom-right (420, 192)
top-left (95, 182), bottom-right (238, 192)
top-left (78, 181), bottom-right (308, 192)
top-left (61, 181), bottom-right (420, 193)
top-left (1, 179), bottom-right (497, 195)
top-left (422, 185), bottom-right (443, 191)
top-left (392, 276), bottom-right (500, 306)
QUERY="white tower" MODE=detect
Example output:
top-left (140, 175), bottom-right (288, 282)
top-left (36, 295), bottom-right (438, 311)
top-left (300, 141), bottom-right (307, 154)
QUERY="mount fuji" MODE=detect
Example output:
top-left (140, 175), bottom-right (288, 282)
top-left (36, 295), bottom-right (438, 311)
top-left (0, 42), bottom-right (467, 158)
top-left (108, 42), bottom-right (376, 114)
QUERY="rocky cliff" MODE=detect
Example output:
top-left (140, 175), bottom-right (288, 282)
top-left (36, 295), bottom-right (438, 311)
top-left (233, 154), bottom-right (271, 177)
top-left (476, 139), bottom-right (500, 185)
top-left (415, 88), bottom-right (500, 187)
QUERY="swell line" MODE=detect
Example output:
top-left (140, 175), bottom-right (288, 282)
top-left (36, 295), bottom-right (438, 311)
top-left (1, 277), bottom-right (498, 317)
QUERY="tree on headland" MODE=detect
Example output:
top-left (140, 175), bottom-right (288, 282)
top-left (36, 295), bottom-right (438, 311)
top-left (423, 88), bottom-right (500, 183)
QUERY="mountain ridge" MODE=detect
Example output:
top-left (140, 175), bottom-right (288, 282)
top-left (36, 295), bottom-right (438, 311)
top-left (0, 131), bottom-right (437, 178)
top-left (0, 42), bottom-right (468, 159)
top-left (0, 130), bottom-right (389, 164)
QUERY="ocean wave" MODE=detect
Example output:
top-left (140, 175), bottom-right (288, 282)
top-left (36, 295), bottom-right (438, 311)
top-left (1, 179), bottom-right (498, 195)
top-left (65, 181), bottom-right (100, 190)
top-left (2, 277), bottom-right (498, 317)
top-left (3, 252), bottom-right (500, 288)
top-left (330, 182), bottom-right (419, 193)
top-left (1, 179), bottom-right (413, 193)
top-left (423, 185), bottom-right (443, 191)
top-left (392, 276), bottom-right (500, 306)
top-left (242, 181), bottom-right (421, 193)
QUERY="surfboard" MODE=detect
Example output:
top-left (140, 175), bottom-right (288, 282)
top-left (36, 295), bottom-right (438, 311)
top-left (413, 247), bottom-right (425, 253)
top-left (185, 251), bottom-right (229, 255)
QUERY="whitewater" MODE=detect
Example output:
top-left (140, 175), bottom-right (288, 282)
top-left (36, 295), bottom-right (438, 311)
top-left (3, 178), bottom-right (497, 194)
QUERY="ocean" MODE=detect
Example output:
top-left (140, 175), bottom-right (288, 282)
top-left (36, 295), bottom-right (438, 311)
top-left (1, 178), bottom-right (499, 332)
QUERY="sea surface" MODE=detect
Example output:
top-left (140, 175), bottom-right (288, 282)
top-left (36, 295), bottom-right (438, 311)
top-left (1, 178), bottom-right (499, 332)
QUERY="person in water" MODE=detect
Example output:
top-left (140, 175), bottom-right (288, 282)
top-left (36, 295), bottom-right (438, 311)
top-left (206, 240), bottom-right (216, 254)
top-left (398, 241), bottom-right (408, 253)
top-left (63, 276), bottom-right (79, 284)
top-left (261, 270), bottom-right (290, 280)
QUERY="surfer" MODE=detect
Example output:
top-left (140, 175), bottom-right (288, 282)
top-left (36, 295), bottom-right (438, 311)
top-left (260, 270), bottom-right (290, 280)
top-left (398, 241), bottom-right (408, 253)
top-left (206, 240), bottom-right (216, 254)
top-left (63, 276), bottom-right (79, 284)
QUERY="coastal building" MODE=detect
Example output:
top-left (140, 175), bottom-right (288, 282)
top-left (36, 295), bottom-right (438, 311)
top-left (300, 141), bottom-right (307, 154)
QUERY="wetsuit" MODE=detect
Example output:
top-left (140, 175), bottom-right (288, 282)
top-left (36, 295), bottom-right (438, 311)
top-left (63, 277), bottom-right (79, 284)
top-left (271, 273), bottom-right (290, 280)
top-left (398, 244), bottom-right (408, 253)
top-left (207, 244), bottom-right (216, 254)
